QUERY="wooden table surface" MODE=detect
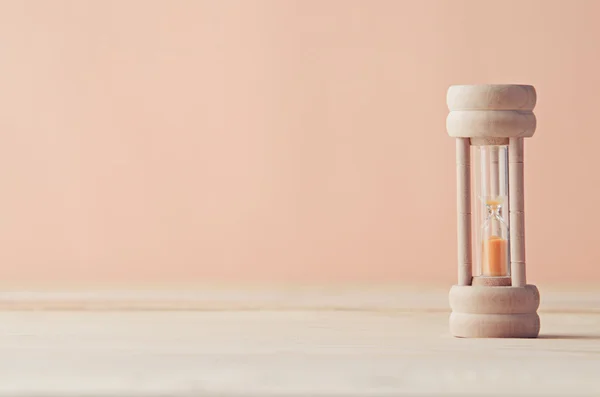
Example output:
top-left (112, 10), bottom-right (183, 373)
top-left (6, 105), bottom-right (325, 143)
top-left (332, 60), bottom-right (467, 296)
top-left (0, 286), bottom-right (598, 396)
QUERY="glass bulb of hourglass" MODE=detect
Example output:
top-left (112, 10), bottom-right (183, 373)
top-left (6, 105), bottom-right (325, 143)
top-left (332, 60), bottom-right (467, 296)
top-left (481, 198), bottom-right (510, 277)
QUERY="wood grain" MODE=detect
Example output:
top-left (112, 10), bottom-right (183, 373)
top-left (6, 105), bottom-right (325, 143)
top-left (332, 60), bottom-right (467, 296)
top-left (449, 285), bottom-right (540, 315)
top-left (471, 275), bottom-right (512, 286)
top-left (509, 137), bottom-right (527, 287)
top-left (450, 311), bottom-right (540, 338)
top-left (447, 110), bottom-right (536, 138)
top-left (456, 138), bottom-right (472, 286)
top-left (447, 84), bottom-right (537, 111)
top-left (0, 298), bottom-right (597, 396)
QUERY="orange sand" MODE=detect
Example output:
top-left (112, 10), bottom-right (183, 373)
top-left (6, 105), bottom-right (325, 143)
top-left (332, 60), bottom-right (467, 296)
top-left (482, 236), bottom-right (508, 276)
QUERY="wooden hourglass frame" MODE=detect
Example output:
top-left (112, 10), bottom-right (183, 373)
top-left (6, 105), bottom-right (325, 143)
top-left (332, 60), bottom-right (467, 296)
top-left (447, 85), bottom-right (540, 338)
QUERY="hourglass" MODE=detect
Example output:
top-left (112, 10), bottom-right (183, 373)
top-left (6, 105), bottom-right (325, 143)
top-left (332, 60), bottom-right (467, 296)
top-left (447, 84), bottom-right (540, 338)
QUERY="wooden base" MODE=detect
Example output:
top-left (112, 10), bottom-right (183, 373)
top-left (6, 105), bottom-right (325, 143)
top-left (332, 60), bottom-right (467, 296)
top-left (449, 284), bottom-right (540, 338)
top-left (472, 276), bottom-right (512, 287)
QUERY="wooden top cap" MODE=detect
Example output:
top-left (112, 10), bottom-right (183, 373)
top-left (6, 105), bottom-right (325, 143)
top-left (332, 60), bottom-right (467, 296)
top-left (447, 84), bottom-right (536, 111)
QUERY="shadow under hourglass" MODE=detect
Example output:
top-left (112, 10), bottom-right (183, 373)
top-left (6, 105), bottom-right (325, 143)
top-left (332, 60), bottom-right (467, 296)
top-left (537, 334), bottom-right (600, 340)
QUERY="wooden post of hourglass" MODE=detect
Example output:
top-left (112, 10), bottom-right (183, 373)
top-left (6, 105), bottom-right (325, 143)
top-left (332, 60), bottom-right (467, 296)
top-left (456, 138), bottom-right (472, 286)
top-left (446, 84), bottom-right (540, 338)
top-left (509, 137), bottom-right (526, 287)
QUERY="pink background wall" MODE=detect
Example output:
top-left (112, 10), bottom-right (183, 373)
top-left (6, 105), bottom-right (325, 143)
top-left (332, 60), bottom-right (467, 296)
top-left (0, 0), bottom-right (599, 285)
